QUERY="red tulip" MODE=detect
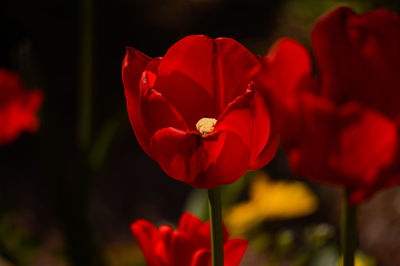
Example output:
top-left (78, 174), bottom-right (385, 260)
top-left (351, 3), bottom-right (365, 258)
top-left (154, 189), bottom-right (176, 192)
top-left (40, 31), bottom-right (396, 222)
top-left (258, 7), bottom-right (400, 204)
top-left (131, 212), bottom-right (248, 266)
top-left (122, 35), bottom-right (278, 188)
top-left (0, 69), bottom-right (43, 144)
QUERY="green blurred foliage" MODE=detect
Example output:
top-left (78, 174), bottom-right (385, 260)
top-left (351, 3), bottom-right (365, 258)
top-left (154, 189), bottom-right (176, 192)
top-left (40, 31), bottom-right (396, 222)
top-left (0, 214), bottom-right (37, 265)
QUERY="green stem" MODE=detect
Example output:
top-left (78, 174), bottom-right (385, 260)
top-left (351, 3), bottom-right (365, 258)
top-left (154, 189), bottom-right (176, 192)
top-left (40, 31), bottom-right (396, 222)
top-left (66, 0), bottom-right (106, 265)
top-left (208, 187), bottom-right (224, 266)
top-left (341, 189), bottom-right (358, 266)
top-left (78, 0), bottom-right (93, 150)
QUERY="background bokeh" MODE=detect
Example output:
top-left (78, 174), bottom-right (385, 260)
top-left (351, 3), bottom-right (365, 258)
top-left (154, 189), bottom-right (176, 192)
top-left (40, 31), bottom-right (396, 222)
top-left (1, 0), bottom-right (400, 265)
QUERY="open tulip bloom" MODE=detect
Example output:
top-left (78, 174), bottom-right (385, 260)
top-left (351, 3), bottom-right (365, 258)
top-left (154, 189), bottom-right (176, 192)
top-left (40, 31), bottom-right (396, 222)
top-left (260, 6), bottom-right (400, 204)
top-left (131, 212), bottom-right (248, 266)
top-left (257, 6), bottom-right (400, 266)
top-left (122, 35), bottom-right (278, 189)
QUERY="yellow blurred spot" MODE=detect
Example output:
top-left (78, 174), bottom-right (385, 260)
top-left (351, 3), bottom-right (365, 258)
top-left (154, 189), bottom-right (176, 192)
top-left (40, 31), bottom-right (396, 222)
top-left (225, 171), bottom-right (318, 237)
top-left (338, 253), bottom-right (376, 266)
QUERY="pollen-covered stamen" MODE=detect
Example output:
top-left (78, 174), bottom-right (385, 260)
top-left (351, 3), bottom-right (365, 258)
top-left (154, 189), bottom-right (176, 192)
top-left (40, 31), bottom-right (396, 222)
top-left (196, 117), bottom-right (217, 136)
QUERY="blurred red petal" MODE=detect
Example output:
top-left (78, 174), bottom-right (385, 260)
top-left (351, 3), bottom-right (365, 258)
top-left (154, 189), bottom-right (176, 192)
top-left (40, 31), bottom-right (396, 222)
top-left (335, 103), bottom-right (398, 188)
top-left (130, 220), bottom-right (159, 266)
top-left (190, 249), bottom-right (211, 266)
top-left (261, 38), bottom-right (312, 97)
top-left (0, 69), bottom-right (44, 144)
top-left (312, 6), bottom-right (400, 118)
top-left (178, 212), bottom-right (203, 234)
top-left (224, 239), bottom-right (248, 266)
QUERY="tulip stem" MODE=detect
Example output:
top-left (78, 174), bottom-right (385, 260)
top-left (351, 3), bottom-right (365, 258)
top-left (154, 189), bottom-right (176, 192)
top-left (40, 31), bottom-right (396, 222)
top-left (341, 189), bottom-right (357, 266)
top-left (78, 0), bottom-right (93, 150)
top-left (208, 187), bottom-right (224, 266)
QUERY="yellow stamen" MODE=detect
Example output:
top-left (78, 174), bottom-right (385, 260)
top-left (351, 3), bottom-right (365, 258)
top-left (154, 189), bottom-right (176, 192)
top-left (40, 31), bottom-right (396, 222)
top-left (196, 117), bottom-right (217, 136)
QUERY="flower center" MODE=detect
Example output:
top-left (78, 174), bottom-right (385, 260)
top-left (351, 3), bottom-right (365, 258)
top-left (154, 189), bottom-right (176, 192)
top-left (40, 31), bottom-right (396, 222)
top-left (196, 117), bottom-right (217, 136)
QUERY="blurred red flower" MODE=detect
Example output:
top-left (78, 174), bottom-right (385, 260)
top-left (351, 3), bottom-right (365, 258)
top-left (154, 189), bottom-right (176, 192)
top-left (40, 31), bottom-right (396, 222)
top-left (122, 35), bottom-right (277, 188)
top-left (0, 69), bottom-right (43, 144)
top-left (259, 6), bottom-right (400, 204)
top-left (131, 212), bottom-right (248, 266)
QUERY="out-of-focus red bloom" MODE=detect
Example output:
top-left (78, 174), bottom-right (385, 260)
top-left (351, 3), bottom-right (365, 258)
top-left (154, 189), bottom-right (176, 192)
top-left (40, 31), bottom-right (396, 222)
top-left (131, 212), bottom-right (248, 266)
top-left (0, 69), bottom-right (43, 144)
top-left (122, 35), bottom-right (277, 188)
top-left (258, 6), bottom-right (400, 204)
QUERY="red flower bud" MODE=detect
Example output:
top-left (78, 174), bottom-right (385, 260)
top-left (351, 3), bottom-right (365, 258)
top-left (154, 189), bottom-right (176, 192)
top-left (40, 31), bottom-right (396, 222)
top-left (131, 212), bottom-right (248, 266)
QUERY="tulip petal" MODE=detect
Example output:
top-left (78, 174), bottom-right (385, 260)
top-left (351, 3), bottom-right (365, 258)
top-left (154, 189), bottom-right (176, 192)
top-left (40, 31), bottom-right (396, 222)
top-left (178, 212), bottom-right (203, 234)
top-left (194, 131), bottom-right (251, 188)
top-left (215, 90), bottom-right (253, 150)
top-left (130, 220), bottom-right (159, 266)
top-left (224, 239), bottom-right (248, 266)
top-left (171, 231), bottom-right (196, 266)
top-left (0, 69), bottom-right (44, 144)
top-left (0, 69), bottom-right (22, 101)
top-left (257, 38), bottom-right (313, 151)
top-left (122, 47), bottom-right (154, 156)
top-left (131, 213), bottom-right (248, 266)
top-left (335, 103), bottom-right (398, 188)
top-left (216, 86), bottom-right (276, 169)
top-left (155, 35), bottom-right (262, 129)
top-left (312, 6), bottom-right (400, 118)
top-left (149, 128), bottom-right (250, 188)
top-left (249, 129), bottom-right (279, 170)
top-left (290, 93), bottom-right (398, 192)
top-left (154, 69), bottom-right (217, 131)
top-left (349, 167), bottom-right (400, 204)
top-left (155, 225), bottom-right (174, 265)
top-left (149, 128), bottom-right (204, 184)
top-left (288, 93), bottom-right (344, 186)
top-left (191, 249), bottom-right (211, 266)
top-left (140, 71), bottom-right (189, 136)
top-left (213, 37), bottom-right (262, 110)
top-left (0, 89), bottom-right (44, 144)
top-left (155, 36), bottom-right (218, 129)
top-left (261, 38), bottom-right (312, 97)
top-left (312, 7), bottom-right (359, 102)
